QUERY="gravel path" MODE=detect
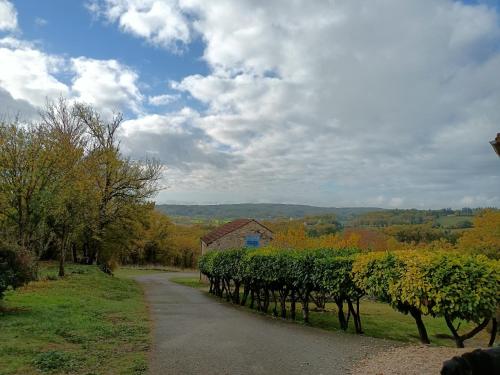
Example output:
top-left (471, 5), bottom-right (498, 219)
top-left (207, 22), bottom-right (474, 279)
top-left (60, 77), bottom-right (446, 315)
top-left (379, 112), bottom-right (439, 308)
top-left (136, 272), bottom-right (397, 375)
top-left (350, 345), bottom-right (471, 375)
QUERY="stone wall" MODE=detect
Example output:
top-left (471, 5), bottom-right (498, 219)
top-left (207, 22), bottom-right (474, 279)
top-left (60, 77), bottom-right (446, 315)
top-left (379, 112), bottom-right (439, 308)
top-left (201, 221), bottom-right (273, 255)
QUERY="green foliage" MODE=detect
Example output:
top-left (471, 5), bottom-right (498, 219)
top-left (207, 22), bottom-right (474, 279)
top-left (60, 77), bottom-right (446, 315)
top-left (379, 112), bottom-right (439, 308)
top-left (353, 251), bottom-right (499, 346)
top-left (0, 241), bottom-right (37, 299)
top-left (200, 247), bottom-right (362, 328)
top-left (384, 224), bottom-right (458, 244)
top-left (200, 248), bottom-right (499, 347)
top-left (425, 254), bottom-right (499, 323)
top-left (352, 252), bottom-right (404, 303)
top-left (0, 99), bottom-right (162, 276)
top-left (156, 203), bottom-right (381, 222)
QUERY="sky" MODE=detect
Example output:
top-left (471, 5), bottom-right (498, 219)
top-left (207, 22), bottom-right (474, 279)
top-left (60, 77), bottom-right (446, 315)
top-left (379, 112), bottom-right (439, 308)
top-left (0, 0), bottom-right (499, 209)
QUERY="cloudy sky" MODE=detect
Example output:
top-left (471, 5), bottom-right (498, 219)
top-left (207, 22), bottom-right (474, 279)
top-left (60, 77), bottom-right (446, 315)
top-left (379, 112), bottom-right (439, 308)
top-left (1, 0), bottom-right (499, 208)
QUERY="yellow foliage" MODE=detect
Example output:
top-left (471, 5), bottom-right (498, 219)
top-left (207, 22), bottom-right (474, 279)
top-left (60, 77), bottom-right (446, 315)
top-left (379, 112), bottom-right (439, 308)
top-left (457, 209), bottom-right (500, 259)
top-left (271, 224), bottom-right (361, 250)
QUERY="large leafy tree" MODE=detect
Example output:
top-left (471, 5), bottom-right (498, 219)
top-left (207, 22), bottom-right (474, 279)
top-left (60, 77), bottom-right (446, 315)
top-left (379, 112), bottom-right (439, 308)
top-left (0, 98), bottom-right (163, 277)
top-left (74, 104), bottom-right (162, 270)
top-left (0, 121), bottom-right (59, 251)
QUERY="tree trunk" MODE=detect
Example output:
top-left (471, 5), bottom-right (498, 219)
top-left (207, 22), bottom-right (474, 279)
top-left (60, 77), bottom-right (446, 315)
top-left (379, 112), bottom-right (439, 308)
top-left (58, 241), bottom-right (66, 278)
top-left (250, 289), bottom-right (255, 309)
top-left (263, 288), bottom-right (270, 313)
top-left (71, 243), bottom-right (78, 263)
top-left (279, 288), bottom-right (288, 319)
top-left (347, 298), bottom-right (363, 334)
top-left (488, 318), bottom-right (497, 347)
top-left (291, 289), bottom-right (296, 320)
top-left (223, 278), bottom-right (232, 301)
top-left (410, 307), bottom-right (430, 345)
top-left (301, 290), bottom-right (310, 324)
top-left (335, 298), bottom-right (348, 330)
top-left (255, 288), bottom-right (262, 311)
top-left (233, 281), bottom-right (240, 304)
top-left (241, 286), bottom-right (249, 306)
top-left (445, 314), bottom-right (490, 348)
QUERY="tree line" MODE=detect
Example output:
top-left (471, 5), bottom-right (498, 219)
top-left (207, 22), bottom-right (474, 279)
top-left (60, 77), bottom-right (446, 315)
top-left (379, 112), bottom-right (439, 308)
top-left (199, 247), bottom-right (498, 348)
top-left (0, 98), bottom-right (200, 299)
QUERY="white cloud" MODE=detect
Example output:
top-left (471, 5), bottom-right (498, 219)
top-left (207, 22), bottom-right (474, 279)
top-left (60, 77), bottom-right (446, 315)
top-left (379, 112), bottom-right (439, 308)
top-left (70, 57), bottom-right (143, 115)
top-left (157, 0), bottom-right (500, 207)
top-left (89, 0), bottom-right (191, 50)
top-left (148, 93), bottom-right (179, 106)
top-left (0, 38), bottom-right (68, 107)
top-left (3, 0), bottom-right (500, 207)
top-left (0, 38), bottom-right (144, 117)
top-left (120, 110), bottom-right (239, 170)
top-left (0, 0), bottom-right (17, 31)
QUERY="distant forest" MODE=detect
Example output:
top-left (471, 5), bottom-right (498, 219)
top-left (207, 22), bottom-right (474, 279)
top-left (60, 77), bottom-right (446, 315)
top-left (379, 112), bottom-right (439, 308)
top-left (156, 204), bottom-right (383, 223)
top-left (156, 203), bottom-right (483, 226)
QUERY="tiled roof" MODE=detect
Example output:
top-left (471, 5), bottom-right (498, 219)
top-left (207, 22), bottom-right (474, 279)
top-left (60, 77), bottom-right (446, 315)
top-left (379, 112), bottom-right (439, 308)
top-left (201, 219), bottom-right (254, 245)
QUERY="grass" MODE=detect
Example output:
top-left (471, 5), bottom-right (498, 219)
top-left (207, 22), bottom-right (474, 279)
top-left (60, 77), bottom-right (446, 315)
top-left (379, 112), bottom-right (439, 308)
top-left (171, 277), bottom-right (490, 348)
top-left (0, 263), bottom-right (150, 375)
top-left (115, 265), bottom-right (198, 279)
top-left (169, 276), bottom-right (205, 288)
top-left (434, 215), bottom-right (472, 229)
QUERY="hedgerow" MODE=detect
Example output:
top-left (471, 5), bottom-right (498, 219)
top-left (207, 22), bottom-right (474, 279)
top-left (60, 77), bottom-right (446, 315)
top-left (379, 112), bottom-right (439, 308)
top-left (199, 248), bottom-right (499, 347)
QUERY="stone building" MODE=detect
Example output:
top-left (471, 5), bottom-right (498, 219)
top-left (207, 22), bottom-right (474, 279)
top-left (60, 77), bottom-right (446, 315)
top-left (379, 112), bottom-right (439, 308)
top-left (200, 219), bottom-right (273, 255)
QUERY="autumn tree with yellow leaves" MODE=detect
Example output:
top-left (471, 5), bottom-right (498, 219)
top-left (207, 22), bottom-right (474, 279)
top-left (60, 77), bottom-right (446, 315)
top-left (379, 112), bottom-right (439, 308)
top-left (458, 209), bottom-right (500, 259)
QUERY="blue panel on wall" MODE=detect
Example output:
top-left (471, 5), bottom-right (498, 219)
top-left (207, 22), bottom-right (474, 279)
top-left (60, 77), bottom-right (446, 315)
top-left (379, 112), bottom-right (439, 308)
top-left (245, 234), bottom-right (260, 248)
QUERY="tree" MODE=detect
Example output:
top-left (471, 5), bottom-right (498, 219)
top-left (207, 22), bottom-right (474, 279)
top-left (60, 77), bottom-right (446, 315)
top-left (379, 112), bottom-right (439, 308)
top-left (353, 252), bottom-right (431, 344)
top-left (425, 254), bottom-right (499, 347)
top-left (40, 98), bottom-right (88, 277)
top-left (74, 104), bottom-right (162, 270)
top-left (458, 209), bottom-right (500, 259)
top-left (0, 121), bottom-right (59, 251)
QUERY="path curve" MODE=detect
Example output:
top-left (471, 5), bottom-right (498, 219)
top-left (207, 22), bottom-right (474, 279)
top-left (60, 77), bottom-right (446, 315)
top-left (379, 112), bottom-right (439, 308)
top-left (136, 272), bottom-right (398, 375)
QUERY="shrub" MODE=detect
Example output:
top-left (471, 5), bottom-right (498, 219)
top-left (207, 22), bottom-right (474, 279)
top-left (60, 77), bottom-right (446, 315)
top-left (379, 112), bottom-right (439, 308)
top-left (425, 254), bottom-right (499, 347)
top-left (199, 248), bottom-right (499, 347)
top-left (0, 241), bottom-right (37, 299)
top-left (353, 251), bottom-right (499, 347)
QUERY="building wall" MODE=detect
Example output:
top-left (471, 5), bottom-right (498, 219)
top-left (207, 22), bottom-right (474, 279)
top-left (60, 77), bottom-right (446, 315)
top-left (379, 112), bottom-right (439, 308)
top-left (201, 221), bottom-right (273, 255)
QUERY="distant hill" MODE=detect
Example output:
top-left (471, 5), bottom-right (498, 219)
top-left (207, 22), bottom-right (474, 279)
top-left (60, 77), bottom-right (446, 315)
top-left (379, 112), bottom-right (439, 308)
top-left (155, 203), bottom-right (384, 223)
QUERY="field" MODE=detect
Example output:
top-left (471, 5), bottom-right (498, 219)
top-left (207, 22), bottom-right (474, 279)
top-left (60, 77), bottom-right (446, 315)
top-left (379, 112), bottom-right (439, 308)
top-left (0, 264), bottom-right (151, 375)
top-left (434, 215), bottom-right (472, 228)
top-left (171, 277), bottom-right (490, 348)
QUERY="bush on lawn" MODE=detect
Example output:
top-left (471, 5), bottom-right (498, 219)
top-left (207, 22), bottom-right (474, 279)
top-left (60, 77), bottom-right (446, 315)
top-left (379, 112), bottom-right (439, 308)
top-left (0, 241), bottom-right (37, 299)
top-left (353, 251), bottom-right (499, 347)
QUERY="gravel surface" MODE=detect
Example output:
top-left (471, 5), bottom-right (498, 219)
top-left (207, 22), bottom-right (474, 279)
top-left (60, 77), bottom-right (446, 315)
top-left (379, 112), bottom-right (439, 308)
top-left (350, 345), bottom-right (472, 375)
top-left (136, 272), bottom-right (397, 375)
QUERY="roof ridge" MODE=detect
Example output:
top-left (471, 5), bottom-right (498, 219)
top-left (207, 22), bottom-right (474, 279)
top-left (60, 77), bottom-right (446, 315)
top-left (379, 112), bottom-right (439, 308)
top-left (201, 218), bottom-right (255, 245)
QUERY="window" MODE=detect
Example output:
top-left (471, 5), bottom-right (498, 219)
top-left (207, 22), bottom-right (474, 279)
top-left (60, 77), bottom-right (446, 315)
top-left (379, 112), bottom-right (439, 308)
top-left (245, 234), bottom-right (260, 248)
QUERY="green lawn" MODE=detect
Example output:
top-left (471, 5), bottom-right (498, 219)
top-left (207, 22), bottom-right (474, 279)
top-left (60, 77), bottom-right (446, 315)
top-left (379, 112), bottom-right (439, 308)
top-left (171, 277), bottom-right (490, 348)
top-left (0, 263), bottom-right (150, 375)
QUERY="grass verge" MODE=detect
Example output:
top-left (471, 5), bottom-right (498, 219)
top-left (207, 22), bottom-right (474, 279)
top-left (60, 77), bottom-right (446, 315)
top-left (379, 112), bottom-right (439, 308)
top-left (0, 263), bottom-right (150, 375)
top-left (169, 277), bottom-right (205, 289)
top-left (170, 277), bottom-right (490, 348)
